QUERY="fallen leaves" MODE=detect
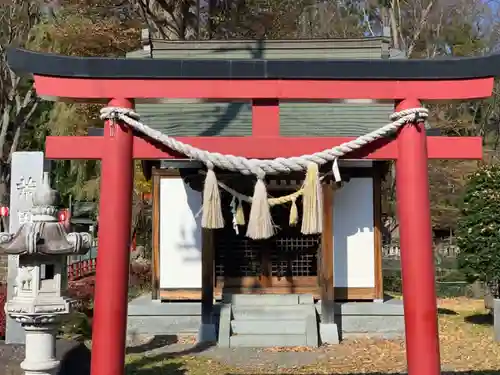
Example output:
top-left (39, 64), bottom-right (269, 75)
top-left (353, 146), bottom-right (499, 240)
top-left (123, 298), bottom-right (500, 374)
top-left (264, 346), bottom-right (317, 353)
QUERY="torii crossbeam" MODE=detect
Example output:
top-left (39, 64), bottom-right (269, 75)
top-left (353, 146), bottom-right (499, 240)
top-left (7, 46), bottom-right (497, 375)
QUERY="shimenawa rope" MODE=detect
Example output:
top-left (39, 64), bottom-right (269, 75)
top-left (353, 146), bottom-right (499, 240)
top-left (100, 107), bottom-right (427, 175)
top-left (100, 106), bottom-right (427, 239)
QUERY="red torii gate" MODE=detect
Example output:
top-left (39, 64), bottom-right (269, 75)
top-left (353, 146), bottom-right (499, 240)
top-left (7, 47), bottom-right (496, 375)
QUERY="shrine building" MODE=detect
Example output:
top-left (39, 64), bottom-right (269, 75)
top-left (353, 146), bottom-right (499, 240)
top-left (7, 32), bottom-right (494, 375)
top-left (135, 38), bottom-right (396, 303)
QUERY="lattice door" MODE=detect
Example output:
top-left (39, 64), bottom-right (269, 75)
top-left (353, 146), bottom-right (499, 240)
top-left (214, 188), bottom-right (321, 285)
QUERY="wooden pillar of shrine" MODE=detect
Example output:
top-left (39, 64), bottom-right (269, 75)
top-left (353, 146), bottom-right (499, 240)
top-left (200, 228), bottom-right (216, 342)
top-left (395, 98), bottom-right (441, 375)
top-left (90, 98), bottom-right (134, 375)
top-left (320, 182), bottom-right (335, 323)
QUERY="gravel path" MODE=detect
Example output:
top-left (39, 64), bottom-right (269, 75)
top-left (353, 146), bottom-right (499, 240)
top-left (0, 339), bottom-right (89, 375)
top-left (139, 341), bottom-right (332, 369)
top-left (1, 335), bottom-right (331, 374)
top-left (0, 341), bottom-right (24, 375)
top-left (0, 337), bottom-right (461, 375)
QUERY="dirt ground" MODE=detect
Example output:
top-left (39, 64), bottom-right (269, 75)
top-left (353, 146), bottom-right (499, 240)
top-left (1, 298), bottom-right (498, 375)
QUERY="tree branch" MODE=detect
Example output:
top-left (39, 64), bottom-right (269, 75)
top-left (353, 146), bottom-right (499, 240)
top-left (406, 0), bottom-right (435, 57)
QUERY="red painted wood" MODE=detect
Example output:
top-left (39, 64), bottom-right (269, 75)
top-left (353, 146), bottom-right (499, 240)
top-left (46, 137), bottom-right (104, 159)
top-left (252, 99), bottom-right (280, 137)
top-left (90, 98), bottom-right (134, 375)
top-left (395, 99), bottom-right (440, 375)
top-left (45, 135), bottom-right (483, 160)
top-left (33, 75), bottom-right (494, 100)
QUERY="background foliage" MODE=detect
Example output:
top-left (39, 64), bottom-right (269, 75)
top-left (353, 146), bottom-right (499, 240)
top-left (3, 0), bottom-right (500, 336)
top-left (456, 165), bottom-right (500, 296)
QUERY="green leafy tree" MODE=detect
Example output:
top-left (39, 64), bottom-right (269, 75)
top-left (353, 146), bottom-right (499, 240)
top-left (27, 5), bottom-right (141, 204)
top-left (456, 165), bottom-right (500, 297)
top-left (28, 3), bottom-right (151, 248)
top-left (0, 1), bottom-right (47, 206)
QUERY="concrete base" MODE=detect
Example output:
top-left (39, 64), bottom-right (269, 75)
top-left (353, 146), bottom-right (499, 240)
top-left (197, 323), bottom-right (217, 343)
top-left (493, 299), bottom-right (500, 342)
top-left (319, 323), bottom-right (339, 344)
top-left (127, 295), bottom-right (218, 336)
top-left (127, 294), bottom-right (406, 341)
top-left (317, 298), bottom-right (405, 339)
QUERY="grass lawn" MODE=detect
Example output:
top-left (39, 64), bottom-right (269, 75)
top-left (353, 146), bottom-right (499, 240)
top-left (124, 298), bottom-right (500, 375)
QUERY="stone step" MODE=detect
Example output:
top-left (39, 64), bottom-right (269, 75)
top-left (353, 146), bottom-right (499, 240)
top-left (232, 305), bottom-right (312, 320)
top-left (224, 294), bottom-right (313, 306)
top-left (127, 315), bottom-right (200, 335)
top-left (231, 320), bottom-right (306, 335)
top-left (229, 334), bottom-right (307, 348)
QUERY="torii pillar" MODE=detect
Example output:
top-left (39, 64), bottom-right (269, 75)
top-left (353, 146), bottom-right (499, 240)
top-left (396, 98), bottom-right (440, 375)
top-left (90, 98), bottom-right (134, 375)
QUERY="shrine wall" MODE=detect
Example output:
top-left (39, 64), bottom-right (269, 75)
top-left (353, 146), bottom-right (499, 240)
top-left (158, 173), bottom-right (375, 291)
top-left (333, 178), bottom-right (375, 288)
top-left (159, 178), bottom-right (203, 290)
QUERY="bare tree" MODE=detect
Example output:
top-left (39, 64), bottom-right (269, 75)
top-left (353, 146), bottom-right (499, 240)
top-left (132, 0), bottom-right (198, 39)
top-left (0, 1), bottom-right (43, 204)
top-left (298, 1), bottom-right (366, 38)
top-left (384, 0), bottom-right (491, 58)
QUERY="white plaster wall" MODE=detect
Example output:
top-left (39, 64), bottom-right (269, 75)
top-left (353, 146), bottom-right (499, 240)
top-left (333, 178), bottom-right (375, 288)
top-left (159, 178), bottom-right (203, 289)
top-left (158, 175), bottom-right (375, 290)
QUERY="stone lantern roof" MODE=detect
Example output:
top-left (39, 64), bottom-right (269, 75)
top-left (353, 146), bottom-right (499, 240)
top-left (0, 172), bottom-right (91, 255)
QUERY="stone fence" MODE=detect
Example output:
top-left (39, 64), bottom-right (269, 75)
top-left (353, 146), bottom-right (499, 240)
top-left (383, 243), bottom-right (459, 259)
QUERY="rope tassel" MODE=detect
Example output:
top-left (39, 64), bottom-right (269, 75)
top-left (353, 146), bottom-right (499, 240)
top-left (332, 158), bottom-right (342, 182)
top-left (246, 175), bottom-right (274, 240)
top-left (235, 199), bottom-right (246, 225)
top-left (301, 163), bottom-right (323, 235)
top-left (201, 165), bottom-right (224, 229)
top-left (289, 198), bottom-right (298, 226)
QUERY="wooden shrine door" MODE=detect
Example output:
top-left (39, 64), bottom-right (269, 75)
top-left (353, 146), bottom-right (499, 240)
top-left (213, 190), bottom-right (320, 296)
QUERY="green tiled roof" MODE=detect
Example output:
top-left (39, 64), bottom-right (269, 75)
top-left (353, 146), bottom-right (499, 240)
top-left (127, 38), bottom-right (398, 137)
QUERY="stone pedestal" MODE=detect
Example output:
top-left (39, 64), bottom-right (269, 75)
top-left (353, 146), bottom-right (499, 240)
top-left (17, 320), bottom-right (60, 375)
top-left (6, 294), bottom-right (72, 375)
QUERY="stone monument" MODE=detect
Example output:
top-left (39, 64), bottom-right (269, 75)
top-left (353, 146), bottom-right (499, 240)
top-left (0, 172), bottom-right (92, 375)
top-left (6, 151), bottom-right (46, 344)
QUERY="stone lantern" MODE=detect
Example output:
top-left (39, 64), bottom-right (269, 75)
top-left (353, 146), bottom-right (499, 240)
top-left (0, 172), bottom-right (92, 375)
